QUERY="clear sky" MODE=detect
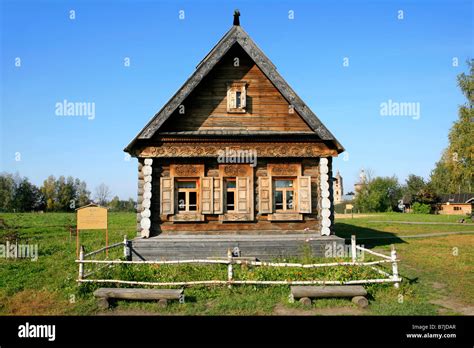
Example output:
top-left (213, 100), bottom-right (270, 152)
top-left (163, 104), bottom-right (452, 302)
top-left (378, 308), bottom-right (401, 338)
top-left (1, 0), bottom-right (472, 199)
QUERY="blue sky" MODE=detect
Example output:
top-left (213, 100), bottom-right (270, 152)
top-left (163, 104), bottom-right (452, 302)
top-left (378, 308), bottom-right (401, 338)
top-left (1, 0), bottom-right (472, 199)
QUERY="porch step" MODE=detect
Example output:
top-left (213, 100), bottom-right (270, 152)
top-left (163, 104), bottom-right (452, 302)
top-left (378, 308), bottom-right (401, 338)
top-left (131, 234), bottom-right (344, 261)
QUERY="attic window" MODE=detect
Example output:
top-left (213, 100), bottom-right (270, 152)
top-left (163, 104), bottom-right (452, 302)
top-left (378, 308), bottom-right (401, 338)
top-left (227, 82), bottom-right (247, 113)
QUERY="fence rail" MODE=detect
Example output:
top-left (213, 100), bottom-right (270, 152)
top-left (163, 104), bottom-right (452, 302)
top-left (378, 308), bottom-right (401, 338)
top-left (76, 235), bottom-right (402, 288)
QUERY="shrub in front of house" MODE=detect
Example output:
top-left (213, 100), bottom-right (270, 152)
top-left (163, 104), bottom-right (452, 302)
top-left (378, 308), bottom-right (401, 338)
top-left (412, 202), bottom-right (431, 214)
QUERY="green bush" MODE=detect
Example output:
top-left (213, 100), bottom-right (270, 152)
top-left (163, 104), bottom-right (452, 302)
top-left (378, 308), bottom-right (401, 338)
top-left (412, 202), bottom-right (431, 214)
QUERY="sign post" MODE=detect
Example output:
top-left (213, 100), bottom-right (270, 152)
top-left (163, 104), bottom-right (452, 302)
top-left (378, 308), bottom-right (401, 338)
top-left (76, 204), bottom-right (108, 257)
top-left (345, 204), bottom-right (354, 218)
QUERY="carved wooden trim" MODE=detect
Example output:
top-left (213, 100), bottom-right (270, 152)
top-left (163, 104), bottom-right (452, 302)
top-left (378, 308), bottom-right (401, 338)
top-left (219, 164), bottom-right (252, 177)
top-left (170, 164), bottom-right (205, 177)
top-left (138, 143), bottom-right (337, 158)
top-left (220, 213), bottom-right (253, 222)
top-left (268, 213), bottom-right (303, 221)
top-left (268, 163), bottom-right (302, 177)
top-left (171, 213), bottom-right (204, 222)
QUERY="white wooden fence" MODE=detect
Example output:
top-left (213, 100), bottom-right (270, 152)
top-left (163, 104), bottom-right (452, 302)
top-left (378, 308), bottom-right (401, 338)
top-left (76, 235), bottom-right (402, 288)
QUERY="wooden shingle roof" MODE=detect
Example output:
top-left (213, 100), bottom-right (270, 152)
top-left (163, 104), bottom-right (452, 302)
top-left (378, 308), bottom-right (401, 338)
top-left (125, 22), bottom-right (344, 153)
top-left (439, 193), bottom-right (474, 204)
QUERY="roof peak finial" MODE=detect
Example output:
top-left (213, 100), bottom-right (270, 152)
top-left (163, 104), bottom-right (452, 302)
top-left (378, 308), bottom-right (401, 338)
top-left (233, 9), bottom-right (240, 26)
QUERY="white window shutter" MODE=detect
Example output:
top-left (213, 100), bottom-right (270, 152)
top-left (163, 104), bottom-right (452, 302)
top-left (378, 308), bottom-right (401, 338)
top-left (297, 176), bottom-right (312, 213)
top-left (160, 177), bottom-right (174, 215)
top-left (236, 177), bottom-right (250, 213)
top-left (227, 88), bottom-right (236, 109)
top-left (213, 177), bottom-right (223, 214)
top-left (201, 177), bottom-right (213, 214)
top-left (258, 177), bottom-right (272, 214)
top-left (240, 86), bottom-right (246, 109)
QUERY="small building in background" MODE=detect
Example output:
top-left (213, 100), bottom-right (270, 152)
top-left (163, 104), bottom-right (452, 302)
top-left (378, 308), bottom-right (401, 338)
top-left (438, 193), bottom-right (473, 215)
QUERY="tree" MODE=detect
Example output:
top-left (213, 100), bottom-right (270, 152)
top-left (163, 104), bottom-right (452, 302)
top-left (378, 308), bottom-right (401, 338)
top-left (13, 178), bottom-right (44, 212)
top-left (95, 184), bottom-right (111, 206)
top-left (56, 176), bottom-right (77, 211)
top-left (430, 59), bottom-right (474, 194)
top-left (41, 175), bottom-right (57, 211)
top-left (107, 196), bottom-right (136, 212)
top-left (399, 173), bottom-right (442, 209)
top-left (74, 179), bottom-right (90, 207)
top-left (354, 176), bottom-right (402, 212)
top-left (402, 174), bottom-right (427, 204)
top-left (108, 196), bottom-right (121, 211)
top-left (0, 173), bottom-right (16, 212)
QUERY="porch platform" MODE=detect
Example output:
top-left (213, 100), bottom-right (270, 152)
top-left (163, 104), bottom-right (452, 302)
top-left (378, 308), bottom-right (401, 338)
top-left (131, 234), bottom-right (345, 261)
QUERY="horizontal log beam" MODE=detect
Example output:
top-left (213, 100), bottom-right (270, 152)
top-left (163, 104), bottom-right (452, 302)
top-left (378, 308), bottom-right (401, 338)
top-left (291, 285), bottom-right (367, 299)
top-left (93, 288), bottom-right (183, 300)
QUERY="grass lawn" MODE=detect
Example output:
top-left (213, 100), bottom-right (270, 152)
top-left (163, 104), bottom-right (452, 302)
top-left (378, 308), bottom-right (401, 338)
top-left (0, 212), bottom-right (472, 315)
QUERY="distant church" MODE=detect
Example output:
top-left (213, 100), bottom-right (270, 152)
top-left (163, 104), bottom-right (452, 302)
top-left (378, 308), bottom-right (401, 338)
top-left (333, 171), bottom-right (343, 204)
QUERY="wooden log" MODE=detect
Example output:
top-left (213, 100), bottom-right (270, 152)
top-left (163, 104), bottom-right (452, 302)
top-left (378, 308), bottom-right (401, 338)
top-left (81, 278), bottom-right (397, 287)
top-left (97, 297), bottom-right (109, 309)
top-left (352, 296), bottom-right (368, 308)
top-left (93, 288), bottom-right (183, 301)
top-left (299, 297), bottom-right (312, 306)
top-left (291, 285), bottom-right (367, 299)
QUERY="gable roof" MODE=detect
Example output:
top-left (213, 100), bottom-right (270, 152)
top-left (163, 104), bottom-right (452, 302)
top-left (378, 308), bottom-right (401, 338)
top-left (439, 193), bottom-right (474, 204)
top-left (125, 23), bottom-right (344, 153)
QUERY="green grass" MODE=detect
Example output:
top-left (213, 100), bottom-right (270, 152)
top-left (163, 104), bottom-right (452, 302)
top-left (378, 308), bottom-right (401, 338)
top-left (0, 212), bottom-right (472, 315)
top-left (335, 212), bottom-right (474, 241)
top-left (338, 211), bottom-right (473, 223)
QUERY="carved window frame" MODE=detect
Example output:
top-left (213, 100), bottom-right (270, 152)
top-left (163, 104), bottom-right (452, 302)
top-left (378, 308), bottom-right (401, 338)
top-left (176, 179), bottom-right (199, 213)
top-left (224, 178), bottom-right (237, 212)
top-left (273, 177), bottom-right (297, 212)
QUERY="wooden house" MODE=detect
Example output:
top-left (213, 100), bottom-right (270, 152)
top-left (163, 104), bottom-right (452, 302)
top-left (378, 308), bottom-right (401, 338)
top-left (437, 193), bottom-right (473, 216)
top-left (124, 12), bottom-right (345, 259)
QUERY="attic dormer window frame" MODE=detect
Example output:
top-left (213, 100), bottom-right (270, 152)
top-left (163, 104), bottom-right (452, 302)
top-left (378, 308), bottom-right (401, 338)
top-left (226, 81), bottom-right (247, 113)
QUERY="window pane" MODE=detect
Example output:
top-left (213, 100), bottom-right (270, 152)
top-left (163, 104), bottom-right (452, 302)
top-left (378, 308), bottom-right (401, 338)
top-left (275, 191), bottom-right (283, 209)
top-left (226, 180), bottom-right (236, 189)
top-left (236, 92), bottom-right (241, 108)
top-left (227, 191), bottom-right (235, 210)
top-left (189, 192), bottom-right (197, 211)
top-left (275, 180), bottom-right (293, 188)
top-left (177, 181), bottom-right (196, 188)
top-left (178, 192), bottom-right (186, 211)
top-left (286, 191), bottom-right (294, 210)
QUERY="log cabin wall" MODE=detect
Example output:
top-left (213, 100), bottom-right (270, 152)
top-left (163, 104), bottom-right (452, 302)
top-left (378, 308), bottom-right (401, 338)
top-left (136, 158), bottom-right (144, 235)
top-left (144, 157), bottom-right (324, 236)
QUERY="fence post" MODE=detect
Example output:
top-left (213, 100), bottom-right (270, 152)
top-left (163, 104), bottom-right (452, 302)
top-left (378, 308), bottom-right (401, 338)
top-left (123, 235), bottom-right (131, 261)
top-left (351, 235), bottom-right (357, 263)
top-left (391, 244), bottom-right (400, 289)
top-left (78, 245), bottom-right (84, 281)
top-left (227, 249), bottom-right (233, 289)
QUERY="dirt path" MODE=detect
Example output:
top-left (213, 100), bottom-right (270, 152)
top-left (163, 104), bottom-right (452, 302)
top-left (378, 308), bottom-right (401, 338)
top-left (352, 231), bottom-right (474, 240)
top-left (430, 297), bottom-right (474, 315)
top-left (428, 281), bottom-right (474, 315)
top-left (272, 303), bottom-right (365, 316)
top-left (335, 214), bottom-right (377, 219)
